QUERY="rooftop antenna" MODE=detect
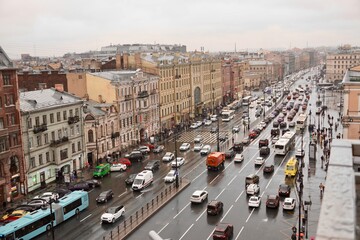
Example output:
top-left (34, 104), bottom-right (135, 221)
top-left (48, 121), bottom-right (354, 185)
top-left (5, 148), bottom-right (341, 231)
top-left (235, 43), bottom-right (237, 53)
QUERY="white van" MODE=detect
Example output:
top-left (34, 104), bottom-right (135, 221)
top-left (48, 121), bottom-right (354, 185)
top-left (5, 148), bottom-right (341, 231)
top-left (132, 170), bottom-right (153, 191)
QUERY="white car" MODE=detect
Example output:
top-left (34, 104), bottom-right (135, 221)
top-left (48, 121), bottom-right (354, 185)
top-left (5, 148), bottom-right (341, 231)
top-left (232, 125), bottom-right (240, 133)
top-left (162, 152), bottom-right (175, 162)
top-left (271, 136), bottom-right (279, 144)
top-left (259, 121), bottom-right (267, 128)
top-left (101, 206), bottom-right (125, 224)
top-left (110, 163), bottom-right (127, 172)
top-left (193, 143), bottom-right (204, 151)
top-left (204, 120), bottom-right (212, 126)
top-left (295, 148), bottom-right (305, 157)
top-left (190, 190), bottom-right (208, 203)
top-left (171, 157), bottom-right (185, 167)
top-left (283, 197), bottom-right (296, 210)
top-left (200, 145), bottom-right (211, 155)
top-left (190, 123), bottom-right (198, 129)
top-left (256, 124), bottom-right (264, 131)
top-left (234, 154), bottom-right (244, 163)
top-left (210, 115), bottom-right (218, 121)
top-left (254, 157), bottom-right (265, 166)
top-left (248, 196), bottom-right (261, 208)
top-left (164, 169), bottom-right (176, 183)
top-left (246, 184), bottom-right (260, 195)
top-left (180, 143), bottom-right (191, 151)
top-left (194, 135), bottom-right (203, 143)
top-left (138, 146), bottom-right (150, 154)
top-left (34, 192), bottom-right (59, 203)
top-left (196, 121), bottom-right (203, 127)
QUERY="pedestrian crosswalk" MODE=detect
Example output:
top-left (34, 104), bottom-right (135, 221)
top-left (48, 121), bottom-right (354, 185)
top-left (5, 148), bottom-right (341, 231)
top-left (176, 131), bottom-right (231, 144)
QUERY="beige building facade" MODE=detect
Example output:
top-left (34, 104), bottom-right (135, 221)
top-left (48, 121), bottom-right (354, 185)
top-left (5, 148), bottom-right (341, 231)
top-left (326, 52), bottom-right (360, 83)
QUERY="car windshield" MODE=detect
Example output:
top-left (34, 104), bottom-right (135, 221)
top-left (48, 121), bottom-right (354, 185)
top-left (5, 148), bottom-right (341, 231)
top-left (166, 172), bottom-right (174, 177)
top-left (133, 179), bottom-right (143, 185)
top-left (192, 194), bottom-right (200, 198)
top-left (106, 207), bottom-right (117, 214)
top-left (213, 230), bottom-right (225, 235)
top-left (250, 197), bottom-right (258, 201)
top-left (99, 192), bottom-right (108, 197)
top-left (284, 202), bottom-right (292, 205)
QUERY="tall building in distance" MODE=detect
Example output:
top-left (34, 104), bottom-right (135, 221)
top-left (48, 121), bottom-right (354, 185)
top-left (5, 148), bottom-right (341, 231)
top-left (0, 46), bottom-right (26, 202)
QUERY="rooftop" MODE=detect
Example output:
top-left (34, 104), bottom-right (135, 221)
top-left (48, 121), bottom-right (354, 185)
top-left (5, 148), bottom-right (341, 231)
top-left (342, 65), bottom-right (360, 84)
top-left (0, 46), bottom-right (14, 69)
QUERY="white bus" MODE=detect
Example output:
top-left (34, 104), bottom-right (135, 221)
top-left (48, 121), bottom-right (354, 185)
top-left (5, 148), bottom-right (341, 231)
top-left (221, 110), bottom-right (235, 122)
top-left (274, 131), bottom-right (296, 155)
top-left (242, 96), bottom-right (252, 106)
top-left (296, 114), bottom-right (307, 131)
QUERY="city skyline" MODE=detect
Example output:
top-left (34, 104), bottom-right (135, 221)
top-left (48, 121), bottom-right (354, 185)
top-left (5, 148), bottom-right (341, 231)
top-left (1, 0), bottom-right (359, 58)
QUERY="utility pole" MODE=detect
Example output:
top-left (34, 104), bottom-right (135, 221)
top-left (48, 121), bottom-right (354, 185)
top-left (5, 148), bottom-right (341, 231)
top-left (217, 112), bottom-right (220, 152)
top-left (174, 129), bottom-right (179, 188)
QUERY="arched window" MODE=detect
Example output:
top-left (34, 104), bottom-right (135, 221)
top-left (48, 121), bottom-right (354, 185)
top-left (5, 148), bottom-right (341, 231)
top-left (111, 122), bottom-right (114, 133)
top-left (100, 125), bottom-right (104, 137)
top-left (88, 130), bottom-right (94, 143)
top-left (9, 156), bottom-right (20, 175)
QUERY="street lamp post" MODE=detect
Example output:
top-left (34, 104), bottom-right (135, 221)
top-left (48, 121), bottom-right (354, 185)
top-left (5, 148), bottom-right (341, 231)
top-left (174, 127), bottom-right (179, 188)
top-left (217, 110), bottom-right (220, 152)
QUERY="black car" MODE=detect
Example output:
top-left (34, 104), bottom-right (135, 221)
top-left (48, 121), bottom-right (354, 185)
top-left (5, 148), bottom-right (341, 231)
top-left (96, 190), bottom-right (114, 203)
top-left (279, 122), bottom-right (287, 129)
top-left (126, 151), bottom-right (144, 161)
top-left (278, 184), bottom-right (291, 197)
top-left (263, 164), bottom-right (274, 174)
top-left (85, 179), bottom-right (101, 188)
top-left (125, 174), bottom-right (137, 185)
top-left (218, 135), bottom-right (228, 142)
top-left (68, 182), bottom-right (91, 191)
top-left (210, 127), bottom-right (218, 133)
top-left (55, 188), bottom-right (72, 198)
top-left (144, 160), bottom-right (160, 171)
top-left (233, 142), bottom-right (244, 152)
top-left (271, 128), bottom-right (280, 137)
top-left (225, 149), bottom-right (235, 159)
top-left (273, 121), bottom-right (279, 128)
top-left (153, 145), bottom-right (164, 153)
top-left (259, 146), bottom-right (270, 156)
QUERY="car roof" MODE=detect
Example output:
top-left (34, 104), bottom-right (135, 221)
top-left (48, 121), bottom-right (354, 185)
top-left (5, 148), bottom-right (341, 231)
top-left (208, 200), bottom-right (221, 206)
top-left (284, 197), bottom-right (294, 202)
top-left (193, 190), bottom-right (204, 195)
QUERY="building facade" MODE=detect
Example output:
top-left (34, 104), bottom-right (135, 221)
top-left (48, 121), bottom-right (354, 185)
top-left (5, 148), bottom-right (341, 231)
top-left (20, 88), bottom-right (85, 193)
top-left (18, 70), bottom-right (68, 92)
top-left (326, 51), bottom-right (360, 83)
top-left (0, 47), bottom-right (26, 203)
top-left (248, 60), bottom-right (274, 88)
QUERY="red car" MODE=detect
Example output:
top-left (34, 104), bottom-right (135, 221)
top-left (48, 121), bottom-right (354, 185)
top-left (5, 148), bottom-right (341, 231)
top-left (118, 158), bottom-right (132, 167)
top-left (249, 131), bottom-right (258, 139)
top-left (213, 222), bottom-right (233, 240)
top-left (144, 143), bottom-right (155, 150)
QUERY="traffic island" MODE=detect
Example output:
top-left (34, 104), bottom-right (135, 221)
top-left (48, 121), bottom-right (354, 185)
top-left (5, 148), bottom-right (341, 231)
top-left (102, 178), bottom-right (191, 240)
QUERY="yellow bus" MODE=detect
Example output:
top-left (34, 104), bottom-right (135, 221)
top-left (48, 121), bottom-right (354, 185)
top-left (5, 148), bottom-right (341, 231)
top-left (284, 157), bottom-right (298, 177)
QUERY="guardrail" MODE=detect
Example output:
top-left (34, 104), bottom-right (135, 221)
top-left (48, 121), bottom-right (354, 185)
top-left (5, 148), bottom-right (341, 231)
top-left (103, 178), bottom-right (191, 240)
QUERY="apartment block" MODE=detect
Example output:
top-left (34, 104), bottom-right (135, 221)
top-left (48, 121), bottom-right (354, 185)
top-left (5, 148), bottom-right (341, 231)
top-left (326, 51), bottom-right (360, 83)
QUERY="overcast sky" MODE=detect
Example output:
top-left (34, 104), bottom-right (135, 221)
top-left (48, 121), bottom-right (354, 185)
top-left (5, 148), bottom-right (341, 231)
top-left (1, 0), bottom-right (359, 58)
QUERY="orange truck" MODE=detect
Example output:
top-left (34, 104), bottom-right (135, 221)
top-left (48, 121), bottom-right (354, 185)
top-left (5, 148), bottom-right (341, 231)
top-left (206, 152), bottom-right (225, 171)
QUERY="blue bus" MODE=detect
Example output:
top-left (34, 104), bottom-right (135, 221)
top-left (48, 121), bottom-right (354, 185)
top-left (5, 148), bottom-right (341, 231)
top-left (0, 191), bottom-right (89, 240)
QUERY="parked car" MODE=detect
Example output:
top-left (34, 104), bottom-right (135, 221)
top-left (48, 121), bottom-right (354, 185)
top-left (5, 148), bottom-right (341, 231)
top-left (283, 197), bottom-right (296, 210)
top-left (266, 194), bottom-right (280, 208)
top-left (207, 200), bottom-right (223, 215)
top-left (152, 145), bottom-right (165, 153)
top-left (254, 157), bottom-right (265, 166)
top-left (248, 196), bottom-right (261, 208)
top-left (96, 190), bottom-right (114, 203)
top-left (225, 149), bottom-right (235, 159)
top-left (193, 143), bottom-right (203, 151)
top-left (144, 160), bottom-right (160, 172)
top-left (210, 115), bottom-right (218, 121)
top-left (138, 146), bottom-right (151, 154)
top-left (242, 137), bottom-right (251, 145)
top-left (200, 145), bottom-right (211, 155)
top-left (190, 190), bottom-right (208, 204)
top-left (34, 192), bottom-right (59, 203)
top-left (190, 123), bottom-right (199, 129)
top-left (234, 154), bottom-right (244, 163)
top-left (171, 157), bottom-right (185, 168)
top-left (126, 151), bottom-right (144, 161)
top-left (110, 163), bottom-right (127, 172)
top-left (101, 205), bottom-right (125, 224)
top-left (125, 174), bottom-right (137, 185)
top-left (164, 169), bottom-right (176, 183)
top-left (162, 152), bottom-right (175, 162)
top-left (278, 184), bottom-right (291, 197)
top-left (233, 142), bottom-right (244, 152)
top-left (212, 223), bottom-right (233, 240)
top-left (27, 199), bottom-right (48, 209)
top-left (118, 158), bottom-right (132, 167)
top-left (179, 143), bottom-right (191, 151)
top-left (204, 120), bottom-right (212, 126)
top-left (263, 164), bottom-right (274, 174)
top-left (54, 188), bottom-right (72, 198)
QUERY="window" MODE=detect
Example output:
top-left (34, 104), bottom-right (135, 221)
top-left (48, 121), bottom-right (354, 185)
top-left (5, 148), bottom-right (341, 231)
top-left (30, 157), bottom-right (36, 168)
top-left (39, 154), bottom-right (43, 165)
top-left (69, 109), bottom-right (73, 117)
top-left (5, 94), bottom-right (14, 106)
top-left (35, 117), bottom-right (40, 126)
top-left (78, 141), bottom-right (81, 151)
top-left (75, 108), bottom-right (79, 117)
top-left (0, 118), bottom-right (4, 129)
top-left (70, 126), bottom-right (74, 136)
top-left (29, 137), bottom-right (33, 148)
top-left (51, 131), bottom-right (55, 141)
top-left (58, 130), bottom-right (62, 139)
top-left (46, 152), bottom-right (50, 163)
top-left (63, 128), bottom-right (68, 137)
top-left (0, 137), bottom-right (8, 152)
top-left (60, 149), bottom-right (68, 160)
top-left (57, 112), bottom-right (61, 122)
top-left (50, 113), bottom-right (54, 123)
top-left (7, 114), bottom-right (15, 126)
top-left (42, 115), bottom-right (47, 124)
top-left (2, 74), bottom-right (11, 85)
top-left (76, 125), bottom-right (80, 135)
top-left (11, 133), bottom-right (18, 146)
top-left (63, 111), bottom-right (67, 120)
top-left (44, 133), bottom-right (49, 144)
top-left (27, 118), bottom-right (32, 128)
top-left (72, 143), bottom-right (75, 153)
top-left (88, 130), bottom-right (94, 142)
top-left (36, 135), bottom-right (42, 146)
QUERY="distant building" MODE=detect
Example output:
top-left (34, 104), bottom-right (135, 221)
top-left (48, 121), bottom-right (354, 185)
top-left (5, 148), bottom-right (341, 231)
top-left (18, 70), bottom-right (68, 92)
top-left (326, 51), bottom-right (360, 83)
top-left (0, 46), bottom-right (26, 202)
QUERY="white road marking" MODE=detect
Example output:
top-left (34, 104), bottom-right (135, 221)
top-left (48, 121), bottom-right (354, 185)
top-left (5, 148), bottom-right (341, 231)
top-left (209, 174), bottom-right (220, 185)
top-left (136, 193), bottom-right (144, 199)
top-left (227, 175), bottom-right (237, 186)
top-left (220, 204), bottom-right (233, 222)
top-left (179, 223), bottom-right (194, 240)
top-left (173, 202), bottom-right (190, 219)
top-left (235, 190), bottom-right (244, 202)
top-left (265, 178), bottom-right (273, 189)
top-left (158, 222), bottom-right (169, 234)
top-left (80, 214), bottom-right (92, 222)
top-left (238, 151), bottom-right (258, 174)
top-left (192, 169), bottom-right (207, 182)
top-left (118, 189), bottom-right (127, 198)
top-left (215, 189), bottom-right (226, 200)
top-left (235, 226), bottom-right (245, 240)
top-left (245, 208), bottom-right (255, 222)
top-left (196, 209), bottom-right (207, 222)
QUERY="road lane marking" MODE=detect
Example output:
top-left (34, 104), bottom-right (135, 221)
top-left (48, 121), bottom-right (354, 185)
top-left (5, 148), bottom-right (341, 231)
top-left (80, 214), bottom-right (92, 222)
top-left (265, 178), bottom-right (273, 189)
top-left (235, 190), bottom-right (244, 202)
top-left (183, 160), bottom-right (204, 178)
top-left (209, 174), bottom-right (220, 185)
top-left (136, 193), bottom-right (144, 199)
top-left (196, 209), bottom-right (207, 222)
top-left (118, 189), bottom-right (127, 198)
top-left (192, 169), bottom-right (207, 182)
top-left (220, 204), bottom-right (233, 222)
top-left (245, 208), bottom-right (255, 222)
top-left (238, 152), bottom-right (258, 174)
top-left (215, 189), bottom-right (225, 200)
top-left (158, 222), bottom-right (169, 234)
top-left (227, 175), bottom-right (237, 186)
top-left (173, 202), bottom-right (190, 219)
top-left (235, 226), bottom-right (245, 240)
top-left (179, 223), bottom-right (194, 240)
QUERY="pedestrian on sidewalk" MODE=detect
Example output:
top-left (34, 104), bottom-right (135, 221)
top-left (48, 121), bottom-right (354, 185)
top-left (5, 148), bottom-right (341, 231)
top-left (321, 155), bottom-right (324, 168)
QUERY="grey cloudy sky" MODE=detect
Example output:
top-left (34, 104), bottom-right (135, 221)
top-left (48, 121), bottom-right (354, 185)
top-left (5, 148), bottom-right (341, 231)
top-left (1, 0), bottom-right (359, 58)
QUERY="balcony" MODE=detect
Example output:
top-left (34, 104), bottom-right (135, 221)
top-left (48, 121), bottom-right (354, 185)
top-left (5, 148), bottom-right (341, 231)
top-left (111, 132), bottom-right (120, 139)
top-left (68, 116), bottom-right (80, 125)
top-left (124, 95), bottom-right (132, 101)
top-left (50, 136), bottom-right (69, 147)
top-left (137, 91), bottom-right (149, 98)
top-left (33, 124), bottom-right (47, 134)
